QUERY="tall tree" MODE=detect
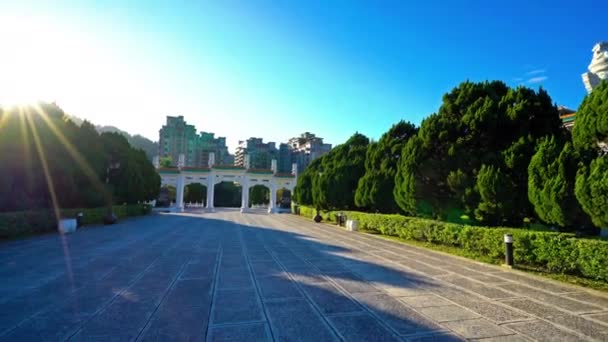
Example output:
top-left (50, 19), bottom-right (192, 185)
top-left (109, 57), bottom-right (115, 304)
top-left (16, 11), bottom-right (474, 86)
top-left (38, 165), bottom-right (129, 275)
top-left (355, 121), bottom-right (417, 213)
top-left (312, 133), bottom-right (369, 210)
top-left (572, 81), bottom-right (608, 151)
top-left (394, 81), bottom-right (563, 224)
top-left (185, 183), bottom-right (206, 203)
top-left (572, 81), bottom-right (608, 228)
top-left (0, 102), bottom-right (160, 212)
top-left (528, 137), bottom-right (591, 230)
top-left (294, 157), bottom-right (322, 206)
top-left (575, 156), bottom-right (608, 228)
top-left (249, 185), bottom-right (269, 205)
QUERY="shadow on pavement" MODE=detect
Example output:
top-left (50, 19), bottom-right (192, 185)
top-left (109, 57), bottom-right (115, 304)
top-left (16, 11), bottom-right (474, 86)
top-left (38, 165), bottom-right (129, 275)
top-left (0, 213), bottom-right (462, 341)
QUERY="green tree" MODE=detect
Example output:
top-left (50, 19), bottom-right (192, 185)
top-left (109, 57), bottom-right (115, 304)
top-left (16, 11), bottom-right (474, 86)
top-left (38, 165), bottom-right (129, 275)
top-left (474, 164), bottom-right (513, 225)
top-left (355, 121), bottom-right (417, 213)
top-left (528, 138), bottom-right (590, 229)
top-left (575, 156), bottom-right (608, 228)
top-left (312, 133), bottom-right (369, 210)
top-left (294, 157), bottom-right (322, 205)
top-left (570, 80), bottom-right (608, 231)
top-left (249, 185), bottom-right (269, 205)
top-left (393, 81), bottom-right (563, 224)
top-left (214, 182), bottom-right (242, 207)
top-left (160, 156), bottom-right (173, 168)
top-left (184, 183), bottom-right (206, 204)
top-left (572, 81), bottom-right (608, 151)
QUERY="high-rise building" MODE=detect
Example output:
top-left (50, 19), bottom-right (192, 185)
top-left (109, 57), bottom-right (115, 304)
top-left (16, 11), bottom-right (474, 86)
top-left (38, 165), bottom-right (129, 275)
top-left (158, 116), bottom-right (233, 167)
top-left (235, 138), bottom-right (279, 169)
top-left (288, 132), bottom-right (332, 172)
top-left (277, 143), bottom-right (292, 173)
top-left (159, 116), bottom-right (198, 166)
top-left (196, 132), bottom-right (230, 166)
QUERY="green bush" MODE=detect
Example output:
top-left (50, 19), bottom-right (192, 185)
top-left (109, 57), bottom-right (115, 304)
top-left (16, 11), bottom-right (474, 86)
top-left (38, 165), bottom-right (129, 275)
top-left (0, 204), bottom-right (152, 240)
top-left (295, 205), bottom-right (608, 281)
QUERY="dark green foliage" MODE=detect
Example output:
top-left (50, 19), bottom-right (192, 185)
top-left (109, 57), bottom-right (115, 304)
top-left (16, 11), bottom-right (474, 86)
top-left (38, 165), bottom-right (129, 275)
top-left (312, 133), bottom-right (369, 210)
top-left (160, 156), bottom-right (173, 168)
top-left (572, 80), bottom-right (608, 151)
top-left (393, 81), bottom-right (563, 224)
top-left (355, 121), bottom-right (417, 213)
top-left (101, 132), bottom-right (161, 205)
top-left (570, 81), bottom-right (608, 229)
top-left (474, 164), bottom-right (513, 225)
top-left (575, 155), bottom-right (608, 228)
top-left (294, 133), bottom-right (369, 211)
top-left (214, 182), bottom-right (242, 207)
top-left (184, 183), bottom-right (206, 203)
top-left (249, 185), bottom-right (269, 205)
top-left (0, 103), bottom-right (160, 213)
top-left (0, 204), bottom-right (151, 240)
top-left (528, 138), bottom-right (590, 230)
top-left (295, 205), bottom-right (608, 281)
top-left (158, 185), bottom-right (176, 206)
top-left (393, 137), bottom-right (424, 215)
top-left (294, 157), bottom-right (321, 205)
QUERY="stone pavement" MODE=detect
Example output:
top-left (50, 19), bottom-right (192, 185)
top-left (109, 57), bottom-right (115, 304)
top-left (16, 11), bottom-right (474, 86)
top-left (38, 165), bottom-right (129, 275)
top-left (1, 210), bottom-right (607, 341)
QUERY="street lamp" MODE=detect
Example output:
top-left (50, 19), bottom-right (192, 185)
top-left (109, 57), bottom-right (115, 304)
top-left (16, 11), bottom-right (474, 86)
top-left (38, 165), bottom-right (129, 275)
top-left (104, 161), bottom-right (121, 224)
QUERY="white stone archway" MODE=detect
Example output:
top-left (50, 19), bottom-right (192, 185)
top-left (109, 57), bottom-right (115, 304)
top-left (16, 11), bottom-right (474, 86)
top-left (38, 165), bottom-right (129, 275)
top-left (157, 154), bottom-right (297, 214)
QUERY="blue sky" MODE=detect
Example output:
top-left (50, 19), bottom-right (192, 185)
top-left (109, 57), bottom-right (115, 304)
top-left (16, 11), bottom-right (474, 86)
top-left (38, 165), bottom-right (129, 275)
top-left (0, 0), bottom-right (605, 152)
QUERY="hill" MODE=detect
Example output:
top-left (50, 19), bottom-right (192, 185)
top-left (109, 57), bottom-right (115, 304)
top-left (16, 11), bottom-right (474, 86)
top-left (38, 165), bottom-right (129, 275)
top-left (68, 116), bottom-right (158, 160)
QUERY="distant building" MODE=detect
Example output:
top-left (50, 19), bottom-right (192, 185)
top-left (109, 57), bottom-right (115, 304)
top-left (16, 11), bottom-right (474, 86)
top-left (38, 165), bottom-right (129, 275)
top-left (582, 42), bottom-right (608, 93)
top-left (158, 116), bottom-right (233, 167)
top-left (277, 143), bottom-right (292, 173)
top-left (235, 138), bottom-right (279, 169)
top-left (159, 116), bottom-right (198, 166)
top-left (288, 132), bottom-right (332, 173)
top-left (196, 132), bottom-right (230, 166)
top-left (558, 106), bottom-right (576, 131)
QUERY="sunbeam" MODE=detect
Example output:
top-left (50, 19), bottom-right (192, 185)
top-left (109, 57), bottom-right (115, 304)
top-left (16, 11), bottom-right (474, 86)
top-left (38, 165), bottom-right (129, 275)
top-left (32, 104), bottom-right (112, 204)
top-left (23, 110), bottom-right (61, 221)
top-left (24, 107), bottom-right (76, 290)
top-left (18, 107), bottom-right (33, 180)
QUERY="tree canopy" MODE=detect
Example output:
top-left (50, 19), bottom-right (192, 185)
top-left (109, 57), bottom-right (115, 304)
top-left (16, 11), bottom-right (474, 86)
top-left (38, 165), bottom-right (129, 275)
top-left (355, 121), bottom-right (417, 213)
top-left (0, 102), bottom-right (160, 212)
top-left (249, 185), bottom-right (269, 206)
top-left (295, 133), bottom-right (369, 210)
top-left (184, 183), bottom-right (206, 203)
top-left (572, 81), bottom-right (608, 151)
top-left (571, 81), bottom-right (608, 228)
top-left (528, 138), bottom-right (591, 230)
top-left (393, 81), bottom-right (563, 224)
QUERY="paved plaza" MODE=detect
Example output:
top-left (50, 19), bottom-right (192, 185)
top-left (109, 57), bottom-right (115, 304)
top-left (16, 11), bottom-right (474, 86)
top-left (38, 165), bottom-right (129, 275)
top-left (1, 210), bottom-right (608, 341)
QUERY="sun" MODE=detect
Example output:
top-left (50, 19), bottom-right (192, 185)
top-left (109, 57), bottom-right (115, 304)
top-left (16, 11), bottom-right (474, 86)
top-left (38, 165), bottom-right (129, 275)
top-left (0, 15), bottom-right (81, 108)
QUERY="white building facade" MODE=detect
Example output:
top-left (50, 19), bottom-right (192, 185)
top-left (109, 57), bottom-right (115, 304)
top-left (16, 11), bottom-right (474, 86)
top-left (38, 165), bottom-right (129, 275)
top-left (156, 153), bottom-right (297, 213)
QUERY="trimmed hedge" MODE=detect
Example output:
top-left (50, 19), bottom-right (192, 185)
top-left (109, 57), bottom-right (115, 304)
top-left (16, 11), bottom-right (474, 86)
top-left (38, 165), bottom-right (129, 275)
top-left (294, 206), bottom-right (608, 282)
top-left (0, 204), bottom-right (152, 239)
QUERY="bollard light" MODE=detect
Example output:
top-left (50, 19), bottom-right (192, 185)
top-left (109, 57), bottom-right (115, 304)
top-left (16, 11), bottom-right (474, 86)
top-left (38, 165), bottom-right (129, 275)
top-left (504, 234), bottom-right (514, 267)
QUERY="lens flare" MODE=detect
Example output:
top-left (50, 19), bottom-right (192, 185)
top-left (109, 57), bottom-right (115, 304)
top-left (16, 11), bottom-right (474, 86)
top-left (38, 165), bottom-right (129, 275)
top-left (32, 104), bottom-right (112, 204)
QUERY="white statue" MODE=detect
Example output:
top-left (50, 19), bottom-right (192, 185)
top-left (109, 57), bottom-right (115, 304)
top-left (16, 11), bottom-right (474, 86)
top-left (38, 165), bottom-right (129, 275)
top-left (582, 42), bottom-right (608, 93)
